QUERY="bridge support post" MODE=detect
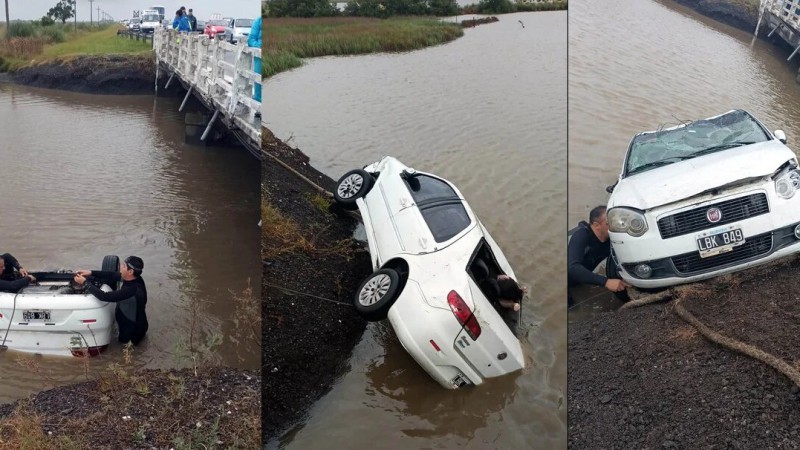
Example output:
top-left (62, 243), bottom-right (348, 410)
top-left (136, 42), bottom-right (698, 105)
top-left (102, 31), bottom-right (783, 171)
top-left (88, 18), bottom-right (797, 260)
top-left (164, 72), bottom-right (175, 89)
top-left (201, 110), bottom-right (220, 142)
top-left (789, 43), bottom-right (800, 61)
top-left (768, 23), bottom-right (781, 37)
top-left (179, 86), bottom-right (194, 112)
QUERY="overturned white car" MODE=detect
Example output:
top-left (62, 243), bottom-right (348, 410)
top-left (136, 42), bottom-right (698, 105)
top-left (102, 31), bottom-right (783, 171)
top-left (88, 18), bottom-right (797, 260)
top-left (334, 157), bottom-right (525, 389)
top-left (0, 256), bottom-right (121, 357)
top-left (606, 109), bottom-right (800, 289)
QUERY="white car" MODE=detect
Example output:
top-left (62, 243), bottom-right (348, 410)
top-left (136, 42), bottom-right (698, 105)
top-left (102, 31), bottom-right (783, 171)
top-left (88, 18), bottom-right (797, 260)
top-left (334, 157), bottom-right (525, 389)
top-left (139, 11), bottom-right (161, 33)
top-left (606, 109), bottom-right (800, 289)
top-left (0, 256), bottom-right (120, 357)
top-left (225, 18), bottom-right (253, 44)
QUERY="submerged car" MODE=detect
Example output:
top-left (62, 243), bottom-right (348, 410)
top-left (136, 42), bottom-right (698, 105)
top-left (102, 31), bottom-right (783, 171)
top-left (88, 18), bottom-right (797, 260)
top-left (334, 157), bottom-right (525, 389)
top-left (225, 18), bottom-right (253, 44)
top-left (606, 109), bottom-right (800, 289)
top-left (0, 256), bottom-right (120, 357)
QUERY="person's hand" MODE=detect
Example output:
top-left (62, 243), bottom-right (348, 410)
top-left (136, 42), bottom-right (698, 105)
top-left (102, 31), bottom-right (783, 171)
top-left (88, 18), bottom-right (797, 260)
top-left (19, 268), bottom-right (28, 277)
top-left (27, 274), bottom-right (36, 283)
top-left (74, 274), bottom-right (86, 286)
top-left (76, 269), bottom-right (92, 277)
top-left (605, 278), bottom-right (630, 292)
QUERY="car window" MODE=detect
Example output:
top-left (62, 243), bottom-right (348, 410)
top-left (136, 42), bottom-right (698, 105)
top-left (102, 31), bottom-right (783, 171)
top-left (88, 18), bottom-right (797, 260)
top-left (625, 110), bottom-right (771, 177)
top-left (236, 19), bottom-right (253, 27)
top-left (405, 175), bottom-right (459, 204)
top-left (420, 203), bottom-right (471, 243)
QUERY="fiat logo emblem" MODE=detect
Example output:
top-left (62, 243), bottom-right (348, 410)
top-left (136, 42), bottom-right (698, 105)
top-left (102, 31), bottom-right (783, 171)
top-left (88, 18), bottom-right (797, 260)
top-left (706, 207), bottom-right (722, 223)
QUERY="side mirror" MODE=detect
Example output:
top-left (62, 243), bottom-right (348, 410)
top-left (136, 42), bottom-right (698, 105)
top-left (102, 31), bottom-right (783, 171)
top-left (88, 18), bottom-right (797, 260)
top-left (775, 130), bottom-right (787, 144)
top-left (606, 181), bottom-right (618, 194)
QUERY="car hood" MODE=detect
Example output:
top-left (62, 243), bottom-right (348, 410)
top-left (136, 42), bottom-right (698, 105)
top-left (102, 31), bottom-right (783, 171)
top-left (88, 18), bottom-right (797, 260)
top-left (610, 140), bottom-right (796, 210)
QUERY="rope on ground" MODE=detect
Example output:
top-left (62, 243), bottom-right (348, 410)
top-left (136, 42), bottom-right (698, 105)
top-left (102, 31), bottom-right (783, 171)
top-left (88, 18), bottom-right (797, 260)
top-left (264, 281), bottom-right (353, 307)
top-left (673, 298), bottom-right (800, 388)
top-left (263, 150), bottom-right (332, 197)
top-left (619, 290), bottom-right (673, 310)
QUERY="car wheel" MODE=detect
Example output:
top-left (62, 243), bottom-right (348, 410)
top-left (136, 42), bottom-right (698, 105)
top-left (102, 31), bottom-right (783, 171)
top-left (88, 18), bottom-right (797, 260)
top-left (101, 255), bottom-right (121, 291)
top-left (354, 268), bottom-right (401, 322)
top-left (334, 169), bottom-right (373, 210)
top-left (605, 255), bottom-right (630, 302)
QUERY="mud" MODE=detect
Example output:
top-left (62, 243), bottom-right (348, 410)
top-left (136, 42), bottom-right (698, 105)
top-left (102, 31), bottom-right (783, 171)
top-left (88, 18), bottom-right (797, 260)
top-left (569, 257), bottom-right (800, 448)
top-left (0, 367), bottom-right (260, 448)
top-left (10, 55), bottom-right (156, 95)
top-left (670, 0), bottom-right (759, 32)
top-left (262, 128), bottom-right (373, 444)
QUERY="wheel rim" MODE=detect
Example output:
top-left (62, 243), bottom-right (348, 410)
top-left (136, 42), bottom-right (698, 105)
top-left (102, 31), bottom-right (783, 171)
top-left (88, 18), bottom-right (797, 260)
top-left (337, 174), bottom-right (364, 200)
top-left (358, 273), bottom-right (391, 307)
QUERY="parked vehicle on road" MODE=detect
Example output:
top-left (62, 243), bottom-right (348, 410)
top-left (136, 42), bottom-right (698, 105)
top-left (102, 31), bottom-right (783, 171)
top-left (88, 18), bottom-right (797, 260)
top-left (204, 19), bottom-right (228, 39)
top-left (606, 109), bottom-right (800, 289)
top-left (334, 156), bottom-right (525, 389)
top-left (225, 18), bottom-right (253, 44)
top-left (139, 11), bottom-right (161, 33)
top-left (128, 18), bottom-right (141, 32)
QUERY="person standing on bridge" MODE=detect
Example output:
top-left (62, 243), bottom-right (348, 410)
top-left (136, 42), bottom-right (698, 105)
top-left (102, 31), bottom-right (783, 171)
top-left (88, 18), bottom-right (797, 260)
top-left (73, 256), bottom-right (149, 346)
top-left (187, 9), bottom-right (197, 32)
top-left (567, 205), bottom-right (629, 305)
top-left (248, 15), bottom-right (262, 104)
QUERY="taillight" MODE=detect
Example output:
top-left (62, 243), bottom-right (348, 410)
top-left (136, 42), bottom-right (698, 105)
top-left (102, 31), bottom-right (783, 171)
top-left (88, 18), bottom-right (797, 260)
top-left (447, 290), bottom-right (481, 340)
top-left (81, 319), bottom-right (96, 324)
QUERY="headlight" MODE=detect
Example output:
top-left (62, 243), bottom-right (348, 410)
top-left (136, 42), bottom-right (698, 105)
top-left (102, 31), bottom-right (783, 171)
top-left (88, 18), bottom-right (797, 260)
top-left (775, 169), bottom-right (800, 199)
top-left (608, 207), bottom-right (649, 237)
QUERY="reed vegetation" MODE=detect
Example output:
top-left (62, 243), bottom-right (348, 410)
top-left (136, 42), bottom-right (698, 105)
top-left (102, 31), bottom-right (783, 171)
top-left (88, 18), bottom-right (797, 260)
top-left (265, 17), bottom-right (463, 77)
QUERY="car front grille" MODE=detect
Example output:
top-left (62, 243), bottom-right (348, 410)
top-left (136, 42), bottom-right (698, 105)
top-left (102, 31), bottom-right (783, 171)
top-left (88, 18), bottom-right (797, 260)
top-left (657, 193), bottom-right (769, 239)
top-left (671, 233), bottom-right (773, 275)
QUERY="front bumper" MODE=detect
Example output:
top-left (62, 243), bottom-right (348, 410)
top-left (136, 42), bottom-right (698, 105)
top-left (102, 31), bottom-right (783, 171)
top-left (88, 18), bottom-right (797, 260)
top-left (611, 187), bottom-right (800, 288)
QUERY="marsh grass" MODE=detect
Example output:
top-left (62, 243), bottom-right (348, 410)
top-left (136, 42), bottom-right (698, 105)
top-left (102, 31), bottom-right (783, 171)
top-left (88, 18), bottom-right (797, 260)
top-left (265, 16), bottom-right (463, 77)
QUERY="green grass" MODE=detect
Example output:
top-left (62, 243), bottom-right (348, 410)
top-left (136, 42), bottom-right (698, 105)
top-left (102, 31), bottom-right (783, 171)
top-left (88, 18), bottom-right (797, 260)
top-left (265, 16), bottom-right (464, 77)
top-left (41, 25), bottom-right (151, 58)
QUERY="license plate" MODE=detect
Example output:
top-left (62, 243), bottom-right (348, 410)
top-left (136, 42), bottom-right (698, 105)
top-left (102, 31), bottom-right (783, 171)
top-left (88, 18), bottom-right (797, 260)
top-left (697, 227), bottom-right (745, 258)
top-left (22, 310), bottom-right (51, 322)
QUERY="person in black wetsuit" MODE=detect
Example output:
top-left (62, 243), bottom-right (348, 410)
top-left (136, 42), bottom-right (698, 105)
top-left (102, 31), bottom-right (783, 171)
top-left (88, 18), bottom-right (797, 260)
top-left (0, 253), bottom-right (36, 292)
top-left (73, 256), bottom-right (148, 345)
top-left (568, 205), bottom-right (629, 305)
top-left (481, 274), bottom-right (526, 312)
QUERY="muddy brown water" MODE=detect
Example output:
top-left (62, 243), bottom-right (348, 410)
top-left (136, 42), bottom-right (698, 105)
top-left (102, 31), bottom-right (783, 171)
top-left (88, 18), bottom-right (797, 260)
top-left (0, 83), bottom-right (261, 404)
top-left (265, 12), bottom-right (566, 448)
top-left (568, 0), bottom-right (800, 320)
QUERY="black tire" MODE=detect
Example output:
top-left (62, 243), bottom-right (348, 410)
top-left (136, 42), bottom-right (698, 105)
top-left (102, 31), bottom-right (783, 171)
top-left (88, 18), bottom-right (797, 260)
top-left (334, 169), bottom-right (373, 210)
top-left (605, 255), bottom-right (630, 302)
top-left (354, 268), bottom-right (401, 322)
top-left (101, 255), bottom-right (121, 291)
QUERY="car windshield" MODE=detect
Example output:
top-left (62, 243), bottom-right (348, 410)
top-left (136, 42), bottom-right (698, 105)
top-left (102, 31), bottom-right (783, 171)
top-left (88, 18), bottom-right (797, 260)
top-left (235, 19), bottom-right (253, 27)
top-left (208, 20), bottom-right (227, 26)
top-left (142, 14), bottom-right (159, 22)
top-left (625, 110), bottom-right (770, 177)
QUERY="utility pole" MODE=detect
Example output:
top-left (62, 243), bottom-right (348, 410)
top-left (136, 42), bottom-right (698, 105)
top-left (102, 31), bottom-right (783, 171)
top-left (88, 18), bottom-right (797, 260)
top-left (4, 0), bottom-right (9, 38)
top-left (88, 0), bottom-right (94, 25)
top-left (96, 6), bottom-right (100, 23)
top-left (73, 0), bottom-right (77, 31)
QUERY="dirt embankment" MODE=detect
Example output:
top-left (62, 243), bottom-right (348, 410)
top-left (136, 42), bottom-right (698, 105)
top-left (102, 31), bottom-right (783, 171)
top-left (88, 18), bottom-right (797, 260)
top-left (262, 128), bottom-right (373, 444)
top-left (9, 54), bottom-right (156, 95)
top-left (671, 0), bottom-right (759, 32)
top-left (569, 257), bottom-right (800, 448)
top-left (0, 366), bottom-right (260, 448)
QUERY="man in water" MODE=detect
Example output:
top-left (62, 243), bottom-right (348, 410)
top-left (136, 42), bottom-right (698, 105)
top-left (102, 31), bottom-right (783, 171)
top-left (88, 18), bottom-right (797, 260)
top-left (0, 253), bottom-right (29, 279)
top-left (74, 256), bottom-right (149, 345)
top-left (568, 205), bottom-right (629, 305)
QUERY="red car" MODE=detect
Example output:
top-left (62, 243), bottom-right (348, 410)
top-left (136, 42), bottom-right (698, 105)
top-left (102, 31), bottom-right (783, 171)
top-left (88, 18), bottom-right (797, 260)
top-left (204, 19), bottom-right (228, 39)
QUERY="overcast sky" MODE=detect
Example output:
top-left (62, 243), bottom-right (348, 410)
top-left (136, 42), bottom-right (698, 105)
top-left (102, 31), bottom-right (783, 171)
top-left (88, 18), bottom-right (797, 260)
top-left (5, 1), bottom-right (259, 21)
